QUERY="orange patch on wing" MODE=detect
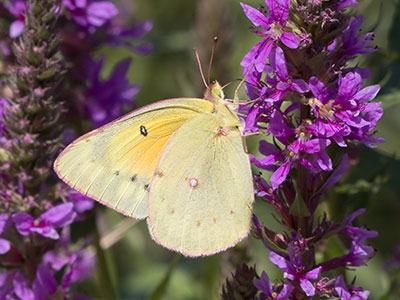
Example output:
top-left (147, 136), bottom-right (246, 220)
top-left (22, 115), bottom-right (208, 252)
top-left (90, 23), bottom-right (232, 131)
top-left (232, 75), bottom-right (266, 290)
top-left (106, 113), bottom-right (194, 178)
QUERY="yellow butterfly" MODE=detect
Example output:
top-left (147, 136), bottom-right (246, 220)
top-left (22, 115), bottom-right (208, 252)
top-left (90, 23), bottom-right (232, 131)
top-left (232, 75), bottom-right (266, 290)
top-left (54, 81), bottom-right (254, 257)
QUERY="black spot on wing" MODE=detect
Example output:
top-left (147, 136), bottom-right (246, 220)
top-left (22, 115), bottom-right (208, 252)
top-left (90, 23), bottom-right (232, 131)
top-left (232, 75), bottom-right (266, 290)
top-left (144, 184), bottom-right (149, 191)
top-left (131, 174), bottom-right (137, 182)
top-left (114, 170), bottom-right (120, 176)
top-left (140, 125), bottom-right (148, 136)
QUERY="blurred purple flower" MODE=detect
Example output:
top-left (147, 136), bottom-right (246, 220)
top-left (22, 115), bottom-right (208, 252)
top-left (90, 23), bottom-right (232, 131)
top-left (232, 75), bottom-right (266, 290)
top-left (0, 214), bottom-right (11, 255)
top-left (106, 20), bottom-right (153, 54)
top-left (0, 271), bottom-right (14, 299)
top-left (336, 0), bottom-right (358, 10)
top-left (44, 233), bottom-right (95, 289)
top-left (68, 190), bottom-right (94, 214)
top-left (1, 98), bottom-right (9, 138)
top-left (12, 202), bottom-right (77, 239)
top-left (32, 264), bottom-right (58, 299)
top-left (335, 275), bottom-right (370, 300)
top-left (240, 0), bottom-right (299, 73)
top-left (13, 271), bottom-right (35, 300)
top-left (4, 0), bottom-right (26, 38)
top-left (0, 264), bottom-right (58, 300)
top-left (63, 0), bottom-right (118, 28)
top-left (385, 244), bottom-right (400, 270)
top-left (83, 56), bottom-right (139, 126)
top-left (254, 271), bottom-right (293, 300)
top-left (12, 264), bottom-right (57, 300)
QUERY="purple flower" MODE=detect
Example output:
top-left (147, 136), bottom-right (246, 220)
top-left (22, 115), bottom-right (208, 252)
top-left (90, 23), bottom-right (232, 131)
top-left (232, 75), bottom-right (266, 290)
top-left (267, 47), bottom-right (310, 96)
top-left (340, 241), bottom-right (375, 268)
top-left (68, 190), bottom-right (94, 214)
top-left (254, 271), bottom-right (293, 300)
top-left (307, 72), bottom-right (383, 147)
top-left (340, 17), bottom-right (377, 58)
top-left (269, 251), bottom-right (322, 296)
top-left (250, 112), bottom-right (332, 190)
top-left (1, 98), bottom-right (10, 137)
top-left (12, 202), bottom-right (77, 239)
top-left (12, 264), bottom-right (57, 300)
top-left (63, 0), bottom-right (118, 28)
top-left (240, 0), bottom-right (299, 73)
top-left (0, 214), bottom-right (11, 254)
top-left (317, 209), bottom-right (377, 271)
top-left (335, 275), bottom-right (370, 300)
top-left (106, 20), bottom-right (153, 54)
top-left (83, 56), bottom-right (139, 126)
top-left (340, 209), bottom-right (378, 243)
top-left (4, 0), bottom-right (26, 38)
top-left (32, 264), bottom-right (58, 299)
top-left (0, 271), bottom-right (14, 299)
top-left (13, 271), bottom-right (35, 300)
top-left (43, 228), bottom-right (96, 288)
top-left (336, 0), bottom-right (358, 10)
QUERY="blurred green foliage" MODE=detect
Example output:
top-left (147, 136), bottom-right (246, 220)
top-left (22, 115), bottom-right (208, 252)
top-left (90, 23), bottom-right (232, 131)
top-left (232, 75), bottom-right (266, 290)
top-left (80, 0), bottom-right (400, 299)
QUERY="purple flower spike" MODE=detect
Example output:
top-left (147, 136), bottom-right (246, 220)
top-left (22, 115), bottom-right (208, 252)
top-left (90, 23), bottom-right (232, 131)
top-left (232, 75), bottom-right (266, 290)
top-left (12, 203), bottom-right (76, 239)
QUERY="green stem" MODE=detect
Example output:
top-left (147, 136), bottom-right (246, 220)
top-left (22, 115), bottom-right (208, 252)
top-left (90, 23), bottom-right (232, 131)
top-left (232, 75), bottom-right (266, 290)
top-left (93, 209), bottom-right (116, 300)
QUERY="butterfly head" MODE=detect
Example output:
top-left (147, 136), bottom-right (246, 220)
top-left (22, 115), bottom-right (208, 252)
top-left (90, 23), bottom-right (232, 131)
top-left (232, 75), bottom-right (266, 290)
top-left (203, 80), bottom-right (225, 103)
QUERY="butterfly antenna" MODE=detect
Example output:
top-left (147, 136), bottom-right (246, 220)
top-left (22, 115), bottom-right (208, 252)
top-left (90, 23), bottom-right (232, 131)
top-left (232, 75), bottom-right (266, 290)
top-left (234, 64), bottom-right (254, 107)
top-left (193, 48), bottom-right (208, 89)
top-left (207, 36), bottom-right (218, 85)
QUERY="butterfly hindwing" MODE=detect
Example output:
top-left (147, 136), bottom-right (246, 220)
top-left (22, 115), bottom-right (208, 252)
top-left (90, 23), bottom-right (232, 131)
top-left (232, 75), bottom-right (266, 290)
top-left (147, 112), bottom-right (254, 256)
top-left (54, 98), bottom-right (214, 219)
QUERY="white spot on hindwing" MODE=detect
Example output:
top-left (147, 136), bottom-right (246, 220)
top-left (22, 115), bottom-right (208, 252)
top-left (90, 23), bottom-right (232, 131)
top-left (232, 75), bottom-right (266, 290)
top-left (187, 177), bottom-right (198, 189)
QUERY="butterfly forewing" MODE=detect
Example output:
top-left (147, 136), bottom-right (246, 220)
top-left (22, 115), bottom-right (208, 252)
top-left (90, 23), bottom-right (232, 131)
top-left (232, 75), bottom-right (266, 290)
top-left (147, 112), bottom-right (254, 256)
top-left (54, 98), bottom-right (214, 219)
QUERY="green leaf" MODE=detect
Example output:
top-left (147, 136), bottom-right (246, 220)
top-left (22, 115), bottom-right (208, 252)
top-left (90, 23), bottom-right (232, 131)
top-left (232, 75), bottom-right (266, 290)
top-left (289, 188), bottom-right (310, 217)
top-left (93, 213), bottom-right (116, 300)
